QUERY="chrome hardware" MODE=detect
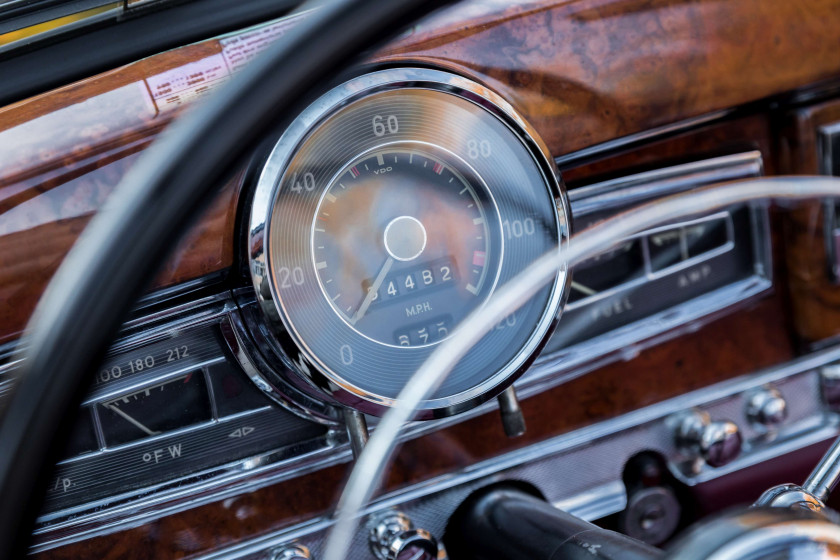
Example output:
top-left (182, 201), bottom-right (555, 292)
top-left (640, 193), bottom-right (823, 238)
top-left (173, 353), bottom-right (840, 560)
top-left (268, 543), bottom-right (311, 560)
top-left (803, 436), bottom-right (840, 503)
top-left (619, 486), bottom-right (681, 546)
top-left (343, 408), bottom-right (369, 459)
top-left (757, 422), bottom-right (840, 513)
top-left (746, 386), bottom-right (787, 429)
top-left (675, 410), bottom-right (741, 468)
top-left (369, 511), bottom-right (447, 560)
top-left (666, 508), bottom-right (840, 560)
top-left (497, 386), bottom-right (526, 438)
top-left (755, 483), bottom-right (825, 512)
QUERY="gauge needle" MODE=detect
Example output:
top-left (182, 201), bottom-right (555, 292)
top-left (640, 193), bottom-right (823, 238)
top-left (571, 281), bottom-right (597, 296)
top-left (105, 403), bottom-right (160, 437)
top-left (351, 257), bottom-right (394, 325)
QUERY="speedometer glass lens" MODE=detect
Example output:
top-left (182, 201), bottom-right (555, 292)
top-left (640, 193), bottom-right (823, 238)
top-left (250, 69), bottom-right (569, 417)
top-left (312, 144), bottom-right (499, 348)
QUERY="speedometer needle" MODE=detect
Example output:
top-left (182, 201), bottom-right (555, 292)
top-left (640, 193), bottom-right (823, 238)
top-left (351, 257), bottom-right (393, 325)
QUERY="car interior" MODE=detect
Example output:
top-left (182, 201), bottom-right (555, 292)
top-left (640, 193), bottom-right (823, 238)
top-left (3, 0), bottom-right (840, 558)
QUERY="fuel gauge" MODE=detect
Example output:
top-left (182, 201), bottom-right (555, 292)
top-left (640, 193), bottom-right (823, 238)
top-left (568, 239), bottom-right (645, 304)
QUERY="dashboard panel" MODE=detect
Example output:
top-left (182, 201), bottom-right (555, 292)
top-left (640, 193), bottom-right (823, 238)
top-left (1, 0), bottom-right (840, 559)
top-left (40, 298), bottom-right (329, 520)
top-left (549, 152), bottom-right (769, 354)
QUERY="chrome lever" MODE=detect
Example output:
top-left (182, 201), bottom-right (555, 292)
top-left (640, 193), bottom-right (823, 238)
top-left (803, 436), bottom-right (840, 503)
top-left (756, 434), bottom-right (840, 511)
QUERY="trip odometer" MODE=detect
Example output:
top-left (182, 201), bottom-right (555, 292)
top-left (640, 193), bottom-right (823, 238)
top-left (312, 145), bottom-right (501, 348)
top-left (247, 68), bottom-right (570, 419)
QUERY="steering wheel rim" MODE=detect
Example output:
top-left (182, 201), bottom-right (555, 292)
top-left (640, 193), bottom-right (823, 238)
top-left (0, 0), bottom-right (452, 556)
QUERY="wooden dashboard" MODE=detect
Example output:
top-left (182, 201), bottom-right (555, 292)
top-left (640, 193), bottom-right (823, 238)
top-left (1, 0), bottom-right (839, 557)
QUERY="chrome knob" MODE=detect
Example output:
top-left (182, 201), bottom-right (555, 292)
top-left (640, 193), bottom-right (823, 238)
top-left (754, 483), bottom-right (825, 512)
top-left (268, 543), bottom-right (311, 560)
top-left (746, 386), bottom-right (787, 429)
top-left (369, 511), bottom-right (447, 560)
top-left (676, 410), bottom-right (742, 468)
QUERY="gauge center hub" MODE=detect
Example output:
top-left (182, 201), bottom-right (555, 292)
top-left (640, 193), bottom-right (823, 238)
top-left (383, 215), bottom-right (427, 262)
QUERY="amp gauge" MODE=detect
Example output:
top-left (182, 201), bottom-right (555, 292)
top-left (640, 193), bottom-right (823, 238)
top-left (242, 68), bottom-right (570, 419)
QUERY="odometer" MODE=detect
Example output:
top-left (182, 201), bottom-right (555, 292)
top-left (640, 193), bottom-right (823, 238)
top-left (247, 68), bottom-right (570, 418)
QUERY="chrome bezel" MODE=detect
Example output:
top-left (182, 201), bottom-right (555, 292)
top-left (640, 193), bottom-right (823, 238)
top-left (246, 67), bottom-right (571, 418)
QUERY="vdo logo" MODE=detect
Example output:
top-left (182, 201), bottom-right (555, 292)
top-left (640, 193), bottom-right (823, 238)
top-left (373, 166), bottom-right (393, 175)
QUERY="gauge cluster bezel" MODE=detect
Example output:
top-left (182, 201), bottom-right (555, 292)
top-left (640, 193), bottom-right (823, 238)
top-left (245, 67), bottom-right (571, 419)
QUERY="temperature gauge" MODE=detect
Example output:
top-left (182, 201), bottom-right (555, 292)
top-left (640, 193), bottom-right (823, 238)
top-left (99, 372), bottom-right (211, 447)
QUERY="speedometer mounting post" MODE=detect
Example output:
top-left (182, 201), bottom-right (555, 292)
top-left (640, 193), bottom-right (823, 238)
top-left (497, 385), bottom-right (526, 437)
top-left (343, 408), bottom-right (370, 459)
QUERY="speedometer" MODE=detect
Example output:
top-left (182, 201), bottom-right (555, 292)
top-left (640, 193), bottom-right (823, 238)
top-left (247, 68), bottom-right (570, 418)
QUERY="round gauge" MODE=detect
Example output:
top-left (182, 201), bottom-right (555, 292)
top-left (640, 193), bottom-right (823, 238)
top-left (248, 68), bottom-right (570, 419)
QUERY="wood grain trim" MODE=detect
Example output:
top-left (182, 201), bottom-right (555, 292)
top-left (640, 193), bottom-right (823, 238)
top-left (0, 39), bottom-right (239, 346)
top-left (0, 177), bottom-right (241, 347)
top-left (377, 0), bottom-right (840, 159)
top-left (779, 99), bottom-right (840, 345)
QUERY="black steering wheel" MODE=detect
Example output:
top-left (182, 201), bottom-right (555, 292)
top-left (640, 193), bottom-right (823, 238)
top-left (0, 0), bottom-right (452, 556)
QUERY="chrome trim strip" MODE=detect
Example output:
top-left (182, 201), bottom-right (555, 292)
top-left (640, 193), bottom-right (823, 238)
top-left (133, 271), bottom-right (228, 312)
top-left (537, 275), bottom-right (772, 387)
top-left (568, 151), bottom-right (763, 214)
top-left (0, 292), bottom-right (231, 371)
top-left (554, 110), bottom-right (733, 169)
top-left (115, 293), bottom-right (234, 348)
top-left (31, 438), bottom-right (346, 554)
